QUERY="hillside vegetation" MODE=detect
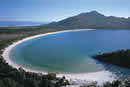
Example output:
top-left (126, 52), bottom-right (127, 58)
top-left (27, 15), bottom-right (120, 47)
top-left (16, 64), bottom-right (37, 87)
top-left (92, 49), bottom-right (130, 69)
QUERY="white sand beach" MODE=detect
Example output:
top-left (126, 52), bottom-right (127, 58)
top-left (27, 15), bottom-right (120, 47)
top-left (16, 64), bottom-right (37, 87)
top-left (2, 29), bottom-right (116, 85)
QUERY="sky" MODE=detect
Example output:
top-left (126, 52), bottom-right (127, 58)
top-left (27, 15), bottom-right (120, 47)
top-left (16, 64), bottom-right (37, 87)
top-left (0, 0), bottom-right (130, 22)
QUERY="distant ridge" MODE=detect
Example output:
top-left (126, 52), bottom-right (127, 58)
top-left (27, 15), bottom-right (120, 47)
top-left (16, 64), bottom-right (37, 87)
top-left (43, 11), bottom-right (130, 29)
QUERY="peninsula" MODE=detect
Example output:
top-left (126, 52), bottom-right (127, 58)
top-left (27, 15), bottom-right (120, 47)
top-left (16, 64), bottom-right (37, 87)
top-left (92, 50), bottom-right (130, 69)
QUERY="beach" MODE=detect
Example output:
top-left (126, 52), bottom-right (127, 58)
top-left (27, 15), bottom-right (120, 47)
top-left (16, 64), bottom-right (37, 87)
top-left (2, 29), bottom-right (116, 85)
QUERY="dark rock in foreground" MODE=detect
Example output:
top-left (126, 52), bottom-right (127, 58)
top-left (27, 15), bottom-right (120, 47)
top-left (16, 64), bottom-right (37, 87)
top-left (0, 56), bottom-right (69, 87)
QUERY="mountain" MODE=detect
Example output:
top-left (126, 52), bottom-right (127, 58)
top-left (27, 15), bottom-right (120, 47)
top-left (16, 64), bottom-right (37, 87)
top-left (43, 11), bottom-right (130, 29)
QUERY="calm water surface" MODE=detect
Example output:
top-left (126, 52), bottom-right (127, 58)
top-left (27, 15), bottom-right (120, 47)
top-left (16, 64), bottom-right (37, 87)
top-left (10, 30), bottom-right (130, 78)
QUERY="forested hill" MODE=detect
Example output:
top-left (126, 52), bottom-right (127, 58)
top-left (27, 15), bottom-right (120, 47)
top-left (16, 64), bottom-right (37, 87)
top-left (42, 11), bottom-right (130, 29)
top-left (92, 49), bottom-right (130, 69)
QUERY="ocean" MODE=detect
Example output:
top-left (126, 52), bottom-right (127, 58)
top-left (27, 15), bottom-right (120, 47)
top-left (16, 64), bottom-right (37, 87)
top-left (0, 21), bottom-right (47, 27)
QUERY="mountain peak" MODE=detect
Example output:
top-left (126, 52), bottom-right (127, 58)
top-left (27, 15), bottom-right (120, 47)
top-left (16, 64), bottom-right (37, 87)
top-left (89, 11), bottom-right (100, 14)
top-left (78, 11), bottom-right (104, 17)
top-left (87, 11), bottom-right (104, 16)
top-left (44, 11), bottom-right (130, 29)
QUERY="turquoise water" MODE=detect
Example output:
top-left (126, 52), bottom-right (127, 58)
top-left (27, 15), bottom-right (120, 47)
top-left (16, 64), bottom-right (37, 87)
top-left (10, 30), bottom-right (130, 74)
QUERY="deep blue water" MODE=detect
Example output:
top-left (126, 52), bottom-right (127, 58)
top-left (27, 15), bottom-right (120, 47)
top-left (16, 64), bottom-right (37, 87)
top-left (0, 21), bottom-right (47, 27)
top-left (10, 30), bottom-right (130, 76)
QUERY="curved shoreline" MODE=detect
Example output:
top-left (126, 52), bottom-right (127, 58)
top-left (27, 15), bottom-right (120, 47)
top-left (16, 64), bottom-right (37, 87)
top-left (2, 29), bottom-right (116, 84)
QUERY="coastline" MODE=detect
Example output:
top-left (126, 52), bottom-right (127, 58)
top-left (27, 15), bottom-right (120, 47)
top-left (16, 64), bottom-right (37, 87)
top-left (1, 29), bottom-right (116, 84)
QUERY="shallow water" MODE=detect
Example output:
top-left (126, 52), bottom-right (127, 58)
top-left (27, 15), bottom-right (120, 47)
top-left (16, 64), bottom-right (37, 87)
top-left (10, 30), bottom-right (130, 77)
